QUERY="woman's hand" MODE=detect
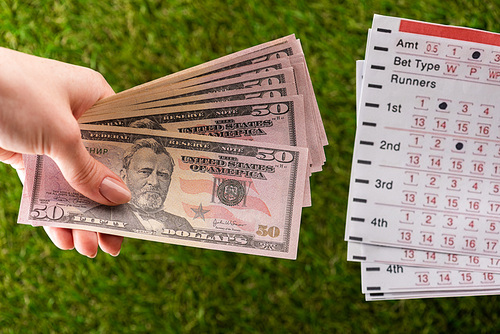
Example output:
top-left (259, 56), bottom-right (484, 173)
top-left (0, 47), bottom-right (131, 257)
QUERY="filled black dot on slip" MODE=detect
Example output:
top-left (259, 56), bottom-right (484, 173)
top-left (455, 142), bottom-right (464, 150)
top-left (438, 102), bottom-right (448, 110)
top-left (472, 51), bottom-right (481, 59)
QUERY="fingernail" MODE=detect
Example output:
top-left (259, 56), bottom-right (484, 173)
top-left (110, 250), bottom-right (121, 257)
top-left (99, 177), bottom-right (131, 204)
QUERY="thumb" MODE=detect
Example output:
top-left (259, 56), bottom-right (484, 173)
top-left (51, 138), bottom-right (131, 206)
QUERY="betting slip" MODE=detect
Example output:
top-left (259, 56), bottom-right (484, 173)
top-left (347, 14), bottom-right (500, 300)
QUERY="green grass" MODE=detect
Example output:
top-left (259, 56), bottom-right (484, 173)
top-left (1, 0), bottom-right (500, 333)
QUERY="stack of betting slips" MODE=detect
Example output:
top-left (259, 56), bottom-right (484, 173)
top-left (18, 35), bottom-right (327, 260)
top-left (348, 15), bottom-right (500, 300)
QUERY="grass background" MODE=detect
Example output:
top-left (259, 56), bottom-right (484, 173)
top-left (1, 0), bottom-right (500, 332)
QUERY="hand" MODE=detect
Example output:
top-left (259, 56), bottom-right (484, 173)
top-left (0, 47), bottom-right (131, 257)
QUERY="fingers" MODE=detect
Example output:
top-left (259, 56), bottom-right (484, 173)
top-left (72, 229), bottom-right (98, 258)
top-left (98, 233), bottom-right (123, 257)
top-left (43, 137), bottom-right (128, 257)
top-left (43, 226), bottom-right (74, 250)
top-left (45, 143), bottom-right (128, 257)
top-left (43, 227), bottom-right (123, 257)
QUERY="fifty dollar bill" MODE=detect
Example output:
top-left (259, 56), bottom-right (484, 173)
top-left (18, 125), bottom-right (308, 259)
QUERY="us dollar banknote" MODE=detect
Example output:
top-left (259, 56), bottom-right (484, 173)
top-left (107, 69), bottom-right (298, 113)
top-left (82, 96), bottom-right (311, 164)
top-left (81, 59), bottom-right (295, 117)
top-left (18, 125), bottom-right (309, 259)
top-left (99, 35), bottom-right (300, 101)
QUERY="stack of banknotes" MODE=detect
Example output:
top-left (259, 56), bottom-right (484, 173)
top-left (17, 35), bottom-right (327, 259)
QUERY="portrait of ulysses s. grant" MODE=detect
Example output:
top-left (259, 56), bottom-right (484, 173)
top-left (85, 137), bottom-right (195, 233)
